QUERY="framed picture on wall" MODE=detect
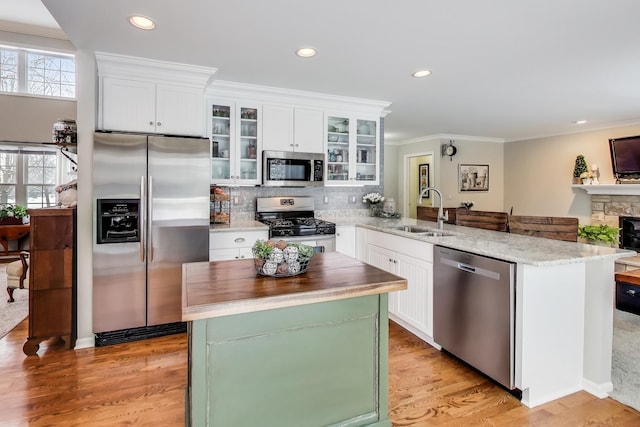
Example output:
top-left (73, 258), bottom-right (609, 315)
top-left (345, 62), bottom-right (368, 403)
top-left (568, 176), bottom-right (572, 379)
top-left (459, 164), bottom-right (489, 192)
top-left (419, 163), bottom-right (430, 197)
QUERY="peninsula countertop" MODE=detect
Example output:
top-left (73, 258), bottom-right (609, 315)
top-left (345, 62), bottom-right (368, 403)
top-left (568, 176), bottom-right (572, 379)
top-left (182, 251), bottom-right (407, 321)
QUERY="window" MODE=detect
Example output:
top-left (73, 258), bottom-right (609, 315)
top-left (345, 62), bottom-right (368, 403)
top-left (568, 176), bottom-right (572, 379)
top-left (0, 45), bottom-right (75, 98)
top-left (0, 145), bottom-right (71, 209)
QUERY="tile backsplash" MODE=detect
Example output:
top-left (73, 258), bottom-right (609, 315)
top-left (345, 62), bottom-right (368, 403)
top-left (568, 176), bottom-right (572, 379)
top-left (218, 185), bottom-right (380, 222)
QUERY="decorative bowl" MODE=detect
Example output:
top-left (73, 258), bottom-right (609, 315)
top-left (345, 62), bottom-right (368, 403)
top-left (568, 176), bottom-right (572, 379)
top-left (252, 240), bottom-right (315, 277)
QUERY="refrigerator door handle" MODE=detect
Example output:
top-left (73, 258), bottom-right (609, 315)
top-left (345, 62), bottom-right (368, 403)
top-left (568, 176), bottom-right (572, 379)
top-left (140, 176), bottom-right (146, 262)
top-left (148, 175), bottom-right (154, 262)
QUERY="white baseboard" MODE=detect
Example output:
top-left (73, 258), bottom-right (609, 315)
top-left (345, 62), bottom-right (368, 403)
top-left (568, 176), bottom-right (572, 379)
top-left (73, 335), bottom-right (95, 349)
top-left (583, 378), bottom-right (613, 399)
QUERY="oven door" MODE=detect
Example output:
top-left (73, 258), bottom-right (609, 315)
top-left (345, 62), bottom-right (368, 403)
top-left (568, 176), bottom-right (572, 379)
top-left (262, 151), bottom-right (324, 187)
top-left (281, 234), bottom-right (336, 252)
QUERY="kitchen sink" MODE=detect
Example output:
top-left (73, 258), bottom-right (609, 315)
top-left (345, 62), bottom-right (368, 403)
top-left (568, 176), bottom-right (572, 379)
top-left (390, 225), bottom-right (455, 237)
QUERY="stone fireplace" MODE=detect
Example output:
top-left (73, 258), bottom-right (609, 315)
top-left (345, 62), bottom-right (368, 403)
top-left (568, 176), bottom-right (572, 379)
top-left (589, 193), bottom-right (640, 232)
top-left (583, 185), bottom-right (640, 257)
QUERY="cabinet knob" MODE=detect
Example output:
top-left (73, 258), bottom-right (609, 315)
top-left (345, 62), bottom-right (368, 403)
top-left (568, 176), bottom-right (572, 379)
top-left (157, 122), bottom-right (162, 126)
top-left (149, 121), bottom-right (154, 126)
top-left (295, 144), bottom-right (299, 147)
top-left (627, 289), bottom-right (637, 297)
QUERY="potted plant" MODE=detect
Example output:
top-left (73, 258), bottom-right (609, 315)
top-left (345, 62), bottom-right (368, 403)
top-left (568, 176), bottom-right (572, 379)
top-left (573, 155), bottom-right (589, 184)
top-left (0, 204), bottom-right (28, 225)
top-left (578, 224), bottom-right (619, 247)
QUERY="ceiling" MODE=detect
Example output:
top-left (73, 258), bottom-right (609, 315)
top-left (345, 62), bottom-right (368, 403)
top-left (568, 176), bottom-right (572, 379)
top-left (4, 0), bottom-right (640, 143)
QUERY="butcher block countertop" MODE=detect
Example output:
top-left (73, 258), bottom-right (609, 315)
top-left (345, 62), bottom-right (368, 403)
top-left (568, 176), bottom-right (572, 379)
top-left (182, 251), bottom-right (407, 321)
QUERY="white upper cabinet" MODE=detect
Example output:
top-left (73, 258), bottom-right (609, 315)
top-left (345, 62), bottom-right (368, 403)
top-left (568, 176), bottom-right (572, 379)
top-left (96, 52), bottom-right (216, 136)
top-left (262, 105), bottom-right (294, 152)
top-left (262, 105), bottom-right (324, 153)
top-left (326, 114), bottom-right (380, 186)
top-left (155, 83), bottom-right (206, 136)
top-left (208, 99), bottom-right (261, 186)
top-left (294, 108), bottom-right (324, 153)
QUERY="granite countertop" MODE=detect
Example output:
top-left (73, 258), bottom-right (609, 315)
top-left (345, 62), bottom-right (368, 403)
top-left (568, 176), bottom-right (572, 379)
top-left (353, 217), bottom-right (635, 267)
top-left (209, 220), bottom-right (268, 232)
top-left (181, 252), bottom-right (407, 321)
top-left (209, 214), bottom-right (635, 267)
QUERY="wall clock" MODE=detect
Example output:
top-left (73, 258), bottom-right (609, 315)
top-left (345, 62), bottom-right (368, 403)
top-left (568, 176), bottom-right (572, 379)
top-left (441, 141), bottom-right (457, 161)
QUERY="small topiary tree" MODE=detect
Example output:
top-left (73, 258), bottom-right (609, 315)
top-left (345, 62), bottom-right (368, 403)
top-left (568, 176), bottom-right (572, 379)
top-left (573, 155), bottom-right (589, 182)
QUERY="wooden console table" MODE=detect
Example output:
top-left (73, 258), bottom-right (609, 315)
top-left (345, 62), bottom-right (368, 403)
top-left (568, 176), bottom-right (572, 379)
top-left (0, 224), bottom-right (30, 257)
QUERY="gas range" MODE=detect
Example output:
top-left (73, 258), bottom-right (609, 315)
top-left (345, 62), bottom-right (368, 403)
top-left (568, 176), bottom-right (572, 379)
top-left (255, 197), bottom-right (336, 239)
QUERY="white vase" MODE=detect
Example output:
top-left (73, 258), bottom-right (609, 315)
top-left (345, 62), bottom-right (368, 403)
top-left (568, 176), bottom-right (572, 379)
top-left (582, 178), bottom-right (591, 185)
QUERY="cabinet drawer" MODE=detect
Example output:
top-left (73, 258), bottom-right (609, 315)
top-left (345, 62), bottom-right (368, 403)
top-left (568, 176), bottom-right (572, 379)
top-left (367, 230), bottom-right (433, 262)
top-left (616, 281), bottom-right (640, 315)
top-left (210, 230), bottom-right (268, 250)
top-left (30, 215), bottom-right (74, 249)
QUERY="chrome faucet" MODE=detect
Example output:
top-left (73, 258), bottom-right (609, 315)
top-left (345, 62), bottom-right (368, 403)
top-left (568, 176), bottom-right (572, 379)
top-left (417, 187), bottom-right (448, 230)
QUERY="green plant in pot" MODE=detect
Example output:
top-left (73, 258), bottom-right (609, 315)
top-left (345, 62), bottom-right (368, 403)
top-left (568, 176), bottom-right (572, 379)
top-left (578, 224), bottom-right (619, 246)
top-left (0, 204), bottom-right (27, 224)
top-left (573, 155), bottom-right (589, 184)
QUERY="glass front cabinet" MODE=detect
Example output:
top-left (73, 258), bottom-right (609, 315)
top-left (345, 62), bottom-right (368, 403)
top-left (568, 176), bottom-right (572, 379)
top-left (325, 115), bottom-right (379, 186)
top-left (208, 99), bottom-right (261, 185)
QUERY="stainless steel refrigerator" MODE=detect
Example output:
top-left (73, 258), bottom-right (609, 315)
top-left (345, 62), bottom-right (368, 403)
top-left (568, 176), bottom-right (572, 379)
top-left (93, 131), bottom-right (210, 337)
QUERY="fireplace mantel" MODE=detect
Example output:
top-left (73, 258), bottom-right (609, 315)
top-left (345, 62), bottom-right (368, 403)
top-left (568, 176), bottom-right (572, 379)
top-left (573, 184), bottom-right (640, 196)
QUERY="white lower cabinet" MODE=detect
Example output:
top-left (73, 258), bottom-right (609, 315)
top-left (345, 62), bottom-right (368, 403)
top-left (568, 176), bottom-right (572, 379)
top-left (210, 229), bottom-right (268, 261)
top-left (335, 225), bottom-right (356, 258)
top-left (365, 230), bottom-right (434, 342)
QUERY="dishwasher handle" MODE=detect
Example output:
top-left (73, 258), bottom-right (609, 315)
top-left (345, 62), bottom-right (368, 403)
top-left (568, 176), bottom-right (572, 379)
top-left (440, 257), bottom-right (501, 281)
top-left (458, 263), bottom-right (476, 273)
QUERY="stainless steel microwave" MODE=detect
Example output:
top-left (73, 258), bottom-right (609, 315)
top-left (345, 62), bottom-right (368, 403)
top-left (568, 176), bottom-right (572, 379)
top-left (262, 150), bottom-right (324, 187)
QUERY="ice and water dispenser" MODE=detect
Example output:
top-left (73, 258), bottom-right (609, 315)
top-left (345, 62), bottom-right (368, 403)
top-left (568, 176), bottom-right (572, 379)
top-left (96, 199), bottom-right (140, 244)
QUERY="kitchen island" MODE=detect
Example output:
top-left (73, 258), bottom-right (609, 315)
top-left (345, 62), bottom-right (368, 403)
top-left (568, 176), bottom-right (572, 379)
top-left (349, 217), bottom-right (634, 408)
top-left (182, 252), bottom-right (407, 427)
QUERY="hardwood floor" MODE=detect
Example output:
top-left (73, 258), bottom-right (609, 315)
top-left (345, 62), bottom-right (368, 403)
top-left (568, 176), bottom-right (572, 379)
top-left (1, 319), bottom-right (639, 426)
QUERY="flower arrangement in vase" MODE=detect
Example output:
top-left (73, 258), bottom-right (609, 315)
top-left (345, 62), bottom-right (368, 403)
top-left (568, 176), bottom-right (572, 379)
top-left (363, 192), bottom-right (385, 217)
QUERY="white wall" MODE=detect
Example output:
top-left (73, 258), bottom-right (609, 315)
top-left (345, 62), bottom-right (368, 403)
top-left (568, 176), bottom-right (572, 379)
top-left (383, 143), bottom-right (399, 202)
top-left (74, 49), bottom-right (96, 348)
top-left (0, 95), bottom-right (76, 142)
top-left (388, 137), bottom-right (505, 215)
top-left (504, 124), bottom-right (640, 224)
top-left (0, 31), bottom-right (77, 142)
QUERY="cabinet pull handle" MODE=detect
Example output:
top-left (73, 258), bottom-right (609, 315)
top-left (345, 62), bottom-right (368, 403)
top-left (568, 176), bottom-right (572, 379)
top-left (234, 237), bottom-right (246, 243)
top-left (627, 289), bottom-right (637, 297)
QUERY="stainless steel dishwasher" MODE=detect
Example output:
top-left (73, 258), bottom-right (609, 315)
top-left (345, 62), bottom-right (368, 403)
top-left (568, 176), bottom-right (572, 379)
top-left (433, 245), bottom-right (516, 390)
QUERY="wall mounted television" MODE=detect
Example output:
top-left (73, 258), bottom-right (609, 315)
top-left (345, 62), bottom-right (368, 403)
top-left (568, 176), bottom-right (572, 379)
top-left (609, 135), bottom-right (640, 181)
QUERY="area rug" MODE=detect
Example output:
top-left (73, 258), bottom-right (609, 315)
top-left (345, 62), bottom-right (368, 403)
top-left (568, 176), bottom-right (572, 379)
top-left (0, 264), bottom-right (29, 339)
top-left (610, 308), bottom-right (640, 412)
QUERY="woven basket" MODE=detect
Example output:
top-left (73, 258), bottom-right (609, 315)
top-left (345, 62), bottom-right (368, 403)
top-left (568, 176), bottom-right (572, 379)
top-left (252, 244), bottom-right (314, 277)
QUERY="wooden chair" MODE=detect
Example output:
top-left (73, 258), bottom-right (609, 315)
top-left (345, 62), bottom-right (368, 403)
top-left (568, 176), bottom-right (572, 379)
top-left (416, 206), bottom-right (457, 224)
top-left (455, 209), bottom-right (509, 232)
top-left (6, 250), bottom-right (29, 302)
top-left (508, 215), bottom-right (578, 242)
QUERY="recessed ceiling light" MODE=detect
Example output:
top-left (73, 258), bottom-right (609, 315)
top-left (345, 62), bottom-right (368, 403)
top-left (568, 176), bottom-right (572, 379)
top-left (295, 47), bottom-right (317, 58)
top-left (412, 70), bottom-right (432, 78)
top-left (573, 120), bottom-right (587, 124)
top-left (129, 15), bottom-right (155, 30)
